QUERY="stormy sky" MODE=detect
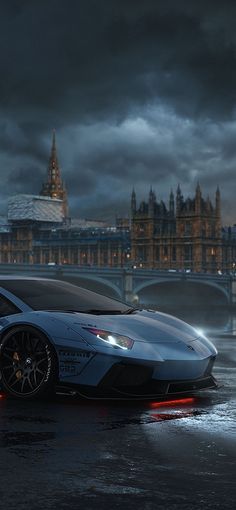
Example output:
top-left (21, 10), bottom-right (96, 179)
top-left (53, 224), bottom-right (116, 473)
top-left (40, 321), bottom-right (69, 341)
top-left (0, 0), bottom-right (236, 224)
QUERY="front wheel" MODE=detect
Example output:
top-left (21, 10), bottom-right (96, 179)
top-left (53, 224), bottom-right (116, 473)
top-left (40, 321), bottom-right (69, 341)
top-left (0, 325), bottom-right (58, 399)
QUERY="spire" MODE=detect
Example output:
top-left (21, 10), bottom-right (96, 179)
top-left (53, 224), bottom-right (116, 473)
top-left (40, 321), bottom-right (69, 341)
top-left (131, 187), bottom-right (136, 215)
top-left (196, 181), bottom-right (201, 197)
top-left (52, 128), bottom-right (56, 150)
top-left (215, 186), bottom-right (221, 237)
top-left (176, 184), bottom-right (183, 214)
top-left (169, 189), bottom-right (175, 215)
top-left (148, 186), bottom-right (156, 217)
top-left (47, 129), bottom-right (61, 186)
top-left (215, 186), bottom-right (221, 217)
top-left (149, 185), bottom-right (156, 203)
top-left (177, 183), bottom-right (182, 196)
top-left (195, 181), bottom-right (202, 214)
top-left (40, 131), bottom-right (68, 218)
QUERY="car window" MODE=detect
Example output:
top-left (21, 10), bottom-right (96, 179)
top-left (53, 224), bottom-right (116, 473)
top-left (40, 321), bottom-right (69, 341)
top-left (0, 280), bottom-right (130, 313)
top-left (0, 295), bottom-right (20, 317)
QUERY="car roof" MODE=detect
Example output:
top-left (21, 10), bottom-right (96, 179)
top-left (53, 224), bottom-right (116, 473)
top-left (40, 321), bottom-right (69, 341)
top-left (0, 275), bottom-right (57, 282)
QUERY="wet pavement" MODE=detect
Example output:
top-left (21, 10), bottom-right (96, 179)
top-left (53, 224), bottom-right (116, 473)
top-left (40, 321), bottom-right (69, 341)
top-left (0, 334), bottom-right (235, 510)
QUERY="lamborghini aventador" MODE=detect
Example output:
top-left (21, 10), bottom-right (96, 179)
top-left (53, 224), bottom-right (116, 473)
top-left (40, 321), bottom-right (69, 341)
top-left (0, 277), bottom-right (218, 400)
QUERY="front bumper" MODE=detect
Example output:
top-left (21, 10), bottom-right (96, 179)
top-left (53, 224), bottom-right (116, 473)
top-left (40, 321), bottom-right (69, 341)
top-left (63, 358), bottom-right (218, 399)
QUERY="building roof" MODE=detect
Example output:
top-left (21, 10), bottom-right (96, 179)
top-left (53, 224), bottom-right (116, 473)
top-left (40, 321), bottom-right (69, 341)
top-left (70, 218), bottom-right (110, 229)
top-left (8, 195), bottom-right (64, 223)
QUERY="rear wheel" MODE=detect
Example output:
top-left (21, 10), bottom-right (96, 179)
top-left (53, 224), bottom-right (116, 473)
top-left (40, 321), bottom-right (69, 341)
top-left (0, 325), bottom-right (58, 399)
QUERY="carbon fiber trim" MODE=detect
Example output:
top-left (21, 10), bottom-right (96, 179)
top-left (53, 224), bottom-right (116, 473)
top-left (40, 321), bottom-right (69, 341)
top-left (97, 362), bottom-right (218, 398)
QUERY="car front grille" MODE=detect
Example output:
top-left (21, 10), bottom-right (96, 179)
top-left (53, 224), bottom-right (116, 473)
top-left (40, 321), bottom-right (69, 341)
top-left (98, 362), bottom-right (217, 398)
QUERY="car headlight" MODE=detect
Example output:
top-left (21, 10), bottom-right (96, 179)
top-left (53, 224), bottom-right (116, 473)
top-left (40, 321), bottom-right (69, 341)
top-left (194, 328), bottom-right (218, 354)
top-left (83, 328), bottom-right (134, 350)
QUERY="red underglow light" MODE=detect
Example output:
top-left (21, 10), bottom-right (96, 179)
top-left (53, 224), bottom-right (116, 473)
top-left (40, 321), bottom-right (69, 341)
top-left (0, 393), bottom-right (5, 399)
top-left (150, 397), bottom-right (196, 409)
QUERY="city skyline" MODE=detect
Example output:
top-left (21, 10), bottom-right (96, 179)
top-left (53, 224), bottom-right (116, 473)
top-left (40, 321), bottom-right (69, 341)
top-left (1, 130), bottom-right (226, 227)
top-left (0, 1), bottom-right (236, 223)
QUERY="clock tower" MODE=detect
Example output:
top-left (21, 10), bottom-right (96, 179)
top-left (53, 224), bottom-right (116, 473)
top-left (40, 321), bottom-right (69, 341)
top-left (40, 130), bottom-right (68, 218)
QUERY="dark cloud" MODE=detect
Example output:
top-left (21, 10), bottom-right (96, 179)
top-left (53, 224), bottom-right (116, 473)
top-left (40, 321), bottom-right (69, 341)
top-left (0, 0), bottom-right (236, 222)
top-left (1, 0), bottom-right (236, 121)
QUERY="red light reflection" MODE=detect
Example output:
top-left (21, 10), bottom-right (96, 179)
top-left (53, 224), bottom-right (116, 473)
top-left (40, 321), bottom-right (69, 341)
top-left (0, 393), bottom-right (6, 399)
top-left (150, 411), bottom-right (195, 422)
top-left (150, 397), bottom-right (196, 409)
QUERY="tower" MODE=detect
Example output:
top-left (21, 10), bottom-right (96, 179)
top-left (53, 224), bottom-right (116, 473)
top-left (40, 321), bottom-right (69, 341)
top-left (215, 186), bottom-right (221, 218)
top-left (195, 182), bottom-right (202, 215)
top-left (215, 186), bottom-right (221, 238)
top-left (176, 184), bottom-right (183, 214)
top-left (40, 130), bottom-right (68, 218)
top-left (131, 188), bottom-right (136, 216)
top-left (169, 189), bottom-right (175, 216)
top-left (148, 186), bottom-right (156, 217)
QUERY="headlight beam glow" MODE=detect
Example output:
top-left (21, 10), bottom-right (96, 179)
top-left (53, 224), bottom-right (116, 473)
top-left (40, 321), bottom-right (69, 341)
top-left (83, 328), bottom-right (134, 350)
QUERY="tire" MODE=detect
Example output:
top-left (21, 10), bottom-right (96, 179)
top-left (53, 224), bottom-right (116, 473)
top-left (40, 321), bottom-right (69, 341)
top-left (0, 325), bottom-right (58, 399)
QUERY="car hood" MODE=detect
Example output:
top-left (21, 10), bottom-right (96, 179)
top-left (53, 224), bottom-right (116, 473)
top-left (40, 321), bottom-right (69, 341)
top-left (48, 308), bottom-right (202, 345)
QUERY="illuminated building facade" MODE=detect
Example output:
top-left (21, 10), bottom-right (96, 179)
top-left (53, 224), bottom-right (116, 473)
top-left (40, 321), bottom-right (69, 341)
top-left (0, 132), bottom-right (130, 266)
top-left (0, 222), bottom-right (130, 266)
top-left (222, 226), bottom-right (236, 274)
top-left (0, 129), bottom-right (233, 273)
top-left (131, 184), bottom-right (222, 273)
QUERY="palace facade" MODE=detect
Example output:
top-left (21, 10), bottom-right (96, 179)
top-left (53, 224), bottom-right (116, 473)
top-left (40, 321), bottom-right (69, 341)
top-left (131, 185), bottom-right (222, 273)
top-left (0, 131), bottom-right (235, 273)
top-left (0, 133), bottom-right (130, 267)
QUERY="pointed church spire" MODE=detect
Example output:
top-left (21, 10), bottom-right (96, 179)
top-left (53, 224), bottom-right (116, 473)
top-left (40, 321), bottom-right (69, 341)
top-left (176, 184), bottom-right (183, 214)
top-left (52, 128), bottom-right (56, 150)
top-left (195, 181), bottom-right (202, 214)
top-left (177, 183), bottom-right (182, 196)
top-left (148, 185), bottom-right (155, 217)
top-left (215, 186), bottom-right (221, 237)
top-left (215, 186), bottom-right (221, 216)
top-left (169, 189), bottom-right (175, 215)
top-left (40, 131), bottom-right (68, 218)
top-left (131, 187), bottom-right (136, 215)
top-left (196, 181), bottom-right (201, 196)
top-left (149, 185), bottom-right (156, 203)
top-left (47, 129), bottom-right (61, 185)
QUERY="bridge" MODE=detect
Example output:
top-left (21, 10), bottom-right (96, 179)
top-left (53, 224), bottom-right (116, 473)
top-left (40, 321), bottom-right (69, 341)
top-left (0, 263), bottom-right (235, 307)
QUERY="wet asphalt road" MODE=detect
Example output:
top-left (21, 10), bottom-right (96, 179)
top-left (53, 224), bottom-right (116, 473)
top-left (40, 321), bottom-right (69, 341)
top-left (0, 334), bottom-right (235, 510)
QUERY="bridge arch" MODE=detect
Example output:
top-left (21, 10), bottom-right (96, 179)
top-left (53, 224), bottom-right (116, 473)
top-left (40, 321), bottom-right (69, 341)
top-left (134, 278), bottom-right (230, 307)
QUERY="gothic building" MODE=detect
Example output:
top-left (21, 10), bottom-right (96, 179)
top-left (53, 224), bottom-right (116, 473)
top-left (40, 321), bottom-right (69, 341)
top-left (40, 130), bottom-right (68, 218)
top-left (0, 132), bottom-right (130, 266)
top-left (222, 226), bottom-right (236, 274)
top-left (0, 130), bottom-right (226, 272)
top-left (131, 184), bottom-right (222, 273)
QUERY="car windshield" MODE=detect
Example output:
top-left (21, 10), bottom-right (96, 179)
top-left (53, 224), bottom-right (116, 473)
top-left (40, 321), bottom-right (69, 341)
top-left (0, 279), bottom-right (131, 314)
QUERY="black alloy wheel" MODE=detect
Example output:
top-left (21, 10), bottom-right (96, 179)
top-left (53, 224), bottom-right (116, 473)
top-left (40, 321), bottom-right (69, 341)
top-left (0, 325), bottom-right (57, 399)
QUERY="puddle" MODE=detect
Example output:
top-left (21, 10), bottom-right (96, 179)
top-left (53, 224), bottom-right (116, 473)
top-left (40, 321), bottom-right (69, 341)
top-left (0, 430), bottom-right (55, 447)
top-left (101, 410), bottom-right (202, 430)
top-left (8, 415), bottom-right (56, 424)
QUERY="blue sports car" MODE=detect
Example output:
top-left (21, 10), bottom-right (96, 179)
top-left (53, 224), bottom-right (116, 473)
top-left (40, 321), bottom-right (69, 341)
top-left (0, 277), bottom-right (217, 400)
